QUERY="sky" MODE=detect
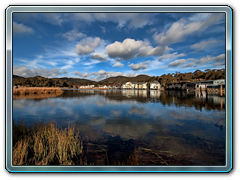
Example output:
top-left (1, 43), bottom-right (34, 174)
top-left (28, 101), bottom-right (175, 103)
top-left (13, 12), bottom-right (225, 81)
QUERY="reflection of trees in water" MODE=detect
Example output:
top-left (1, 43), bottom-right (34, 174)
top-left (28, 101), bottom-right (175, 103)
top-left (106, 135), bottom-right (135, 165)
top-left (61, 90), bottom-right (225, 111)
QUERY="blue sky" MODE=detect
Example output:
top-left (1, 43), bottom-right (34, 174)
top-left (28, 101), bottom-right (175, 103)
top-left (13, 13), bottom-right (225, 81)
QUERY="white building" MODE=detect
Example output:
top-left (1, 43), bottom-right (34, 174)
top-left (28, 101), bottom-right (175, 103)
top-left (150, 81), bottom-right (161, 90)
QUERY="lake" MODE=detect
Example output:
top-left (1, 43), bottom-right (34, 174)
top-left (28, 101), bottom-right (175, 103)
top-left (13, 89), bottom-right (225, 165)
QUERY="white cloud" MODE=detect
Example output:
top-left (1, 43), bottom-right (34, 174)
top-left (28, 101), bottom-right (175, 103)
top-left (75, 37), bottom-right (102, 55)
top-left (158, 52), bottom-right (186, 61)
top-left (61, 28), bottom-right (85, 41)
top-left (182, 62), bottom-right (196, 68)
top-left (191, 40), bottom-right (221, 51)
top-left (91, 53), bottom-right (107, 61)
top-left (41, 13), bottom-right (64, 26)
top-left (71, 13), bottom-right (155, 29)
top-left (212, 62), bottom-right (225, 66)
top-left (13, 66), bottom-right (67, 77)
top-left (82, 59), bottom-right (101, 66)
top-left (138, 43), bottom-right (171, 57)
top-left (153, 13), bottom-right (224, 46)
top-left (167, 54), bottom-right (225, 68)
top-left (71, 70), bottom-right (91, 78)
top-left (128, 61), bottom-right (150, 71)
top-left (113, 62), bottom-right (124, 67)
top-left (13, 21), bottom-right (34, 34)
top-left (71, 70), bottom-right (136, 81)
top-left (106, 38), bottom-right (142, 60)
top-left (100, 26), bottom-right (106, 33)
top-left (61, 60), bottom-right (75, 69)
top-left (198, 54), bottom-right (225, 64)
top-left (168, 59), bottom-right (187, 67)
top-left (106, 38), bottom-right (169, 60)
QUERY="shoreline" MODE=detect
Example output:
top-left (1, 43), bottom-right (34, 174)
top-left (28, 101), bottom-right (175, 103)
top-left (13, 87), bottom-right (63, 95)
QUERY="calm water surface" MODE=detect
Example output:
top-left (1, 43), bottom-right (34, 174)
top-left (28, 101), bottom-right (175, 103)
top-left (13, 90), bottom-right (225, 165)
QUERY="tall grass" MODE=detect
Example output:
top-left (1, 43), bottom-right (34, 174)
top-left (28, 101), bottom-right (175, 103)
top-left (13, 119), bottom-right (140, 165)
top-left (13, 87), bottom-right (63, 96)
top-left (13, 119), bottom-right (83, 165)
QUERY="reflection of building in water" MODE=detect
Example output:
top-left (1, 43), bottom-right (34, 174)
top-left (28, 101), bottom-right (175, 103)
top-left (121, 90), bottom-right (148, 98)
top-left (150, 90), bottom-right (160, 98)
top-left (195, 90), bottom-right (207, 99)
top-left (195, 91), bottom-right (225, 108)
top-left (142, 90), bottom-right (147, 98)
top-left (208, 95), bottom-right (225, 105)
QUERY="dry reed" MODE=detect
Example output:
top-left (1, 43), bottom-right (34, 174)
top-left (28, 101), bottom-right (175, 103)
top-left (13, 87), bottom-right (63, 96)
top-left (13, 119), bottom-right (83, 165)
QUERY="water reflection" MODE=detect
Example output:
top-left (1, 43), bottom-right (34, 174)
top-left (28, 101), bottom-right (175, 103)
top-left (13, 90), bottom-right (225, 165)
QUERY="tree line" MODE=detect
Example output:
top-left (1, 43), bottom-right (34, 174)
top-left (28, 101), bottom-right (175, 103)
top-left (13, 69), bottom-right (225, 89)
top-left (13, 75), bottom-right (73, 88)
top-left (146, 69), bottom-right (225, 89)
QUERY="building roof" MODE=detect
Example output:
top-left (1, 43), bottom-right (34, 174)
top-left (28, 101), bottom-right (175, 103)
top-left (151, 81), bottom-right (160, 84)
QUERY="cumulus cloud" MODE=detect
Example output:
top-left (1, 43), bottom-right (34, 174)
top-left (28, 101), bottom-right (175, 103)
top-left (191, 40), bottom-right (221, 51)
top-left (106, 38), bottom-right (142, 60)
top-left (13, 21), bottom-right (34, 34)
top-left (91, 53), bottom-right (107, 61)
top-left (168, 59), bottom-right (187, 67)
top-left (13, 66), bottom-right (67, 77)
top-left (138, 43), bottom-right (171, 57)
top-left (128, 61), bottom-right (150, 71)
top-left (153, 13), bottom-right (224, 46)
top-left (61, 28), bottom-right (85, 41)
top-left (106, 38), bottom-right (169, 60)
top-left (158, 52), bottom-right (186, 61)
top-left (75, 37), bottom-right (101, 55)
top-left (113, 62), bottom-right (124, 67)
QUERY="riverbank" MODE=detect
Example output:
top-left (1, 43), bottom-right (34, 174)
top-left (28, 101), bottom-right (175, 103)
top-left (13, 87), bottom-right (63, 95)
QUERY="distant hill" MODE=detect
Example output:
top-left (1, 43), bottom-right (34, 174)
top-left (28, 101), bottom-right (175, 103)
top-left (99, 74), bottom-right (151, 84)
top-left (13, 74), bottom-right (23, 78)
top-left (56, 77), bottom-right (96, 85)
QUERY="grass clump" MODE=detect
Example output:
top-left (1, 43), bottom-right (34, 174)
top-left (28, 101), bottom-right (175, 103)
top-left (13, 87), bottom-right (63, 96)
top-left (13, 119), bottom-right (83, 165)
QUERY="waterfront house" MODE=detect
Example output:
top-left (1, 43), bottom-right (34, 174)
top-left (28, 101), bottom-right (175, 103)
top-left (195, 79), bottom-right (225, 90)
top-left (150, 81), bottom-right (161, 90)
top-left (121, 83), bottom-right (126, 89)
top-left (89, 85), bottom-right (95, 88)
top-left (125, 82), bottom-right (133, 89)
top-left (121, 82), bottom-right (147, 89)
top-left (168, 82), bottom-right (195, 90)
top-left (131, 82), bottom-right (139, 89)
top-left (138, 82), bottom-right (148, 90)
